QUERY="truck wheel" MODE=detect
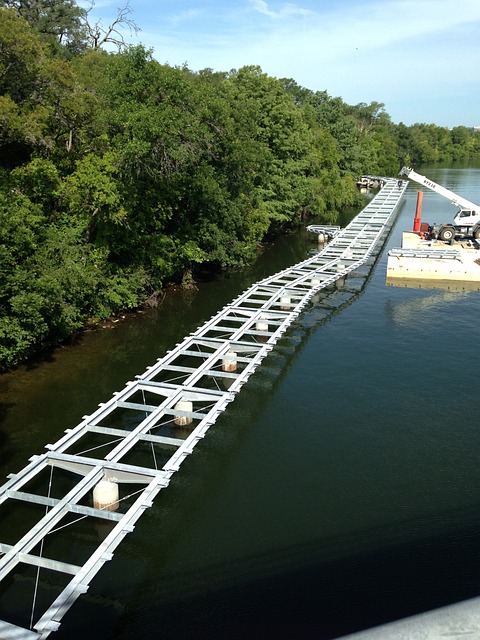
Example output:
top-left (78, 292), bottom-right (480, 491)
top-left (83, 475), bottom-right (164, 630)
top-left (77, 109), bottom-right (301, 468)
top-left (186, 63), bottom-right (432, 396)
top-left (439, 227), bottom-right (455, 241)
top-left (473, 227), bottom-right (480, 240)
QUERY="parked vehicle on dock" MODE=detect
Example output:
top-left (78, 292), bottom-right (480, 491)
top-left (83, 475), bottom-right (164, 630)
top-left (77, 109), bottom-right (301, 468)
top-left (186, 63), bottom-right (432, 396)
top-left (399, 166), bottom-right (480, 241)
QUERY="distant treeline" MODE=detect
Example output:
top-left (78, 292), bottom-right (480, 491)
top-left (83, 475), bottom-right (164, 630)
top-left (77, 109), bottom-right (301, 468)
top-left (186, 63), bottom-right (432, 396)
top-left (1, 3), bottom-right (480, 370)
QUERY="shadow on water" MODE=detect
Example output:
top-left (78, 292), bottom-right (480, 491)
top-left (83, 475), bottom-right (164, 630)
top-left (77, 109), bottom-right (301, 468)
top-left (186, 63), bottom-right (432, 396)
top-left (0, 427), bottom-right (12, 469)
top-left (63, 502), bottom-right (480, 640)
top-left (0, 377), bottom-right (14, 467)
top-left (132, 521), bottom-right (480, 640)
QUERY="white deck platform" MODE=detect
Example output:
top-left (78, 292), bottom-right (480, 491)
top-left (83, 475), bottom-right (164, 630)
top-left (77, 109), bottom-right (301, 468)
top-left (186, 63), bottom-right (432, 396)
top-left (387, 231), bottom-right (480, 285)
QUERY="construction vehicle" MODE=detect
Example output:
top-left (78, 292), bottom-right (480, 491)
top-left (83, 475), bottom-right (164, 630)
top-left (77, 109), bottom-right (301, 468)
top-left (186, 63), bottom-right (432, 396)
top-left (399, 166), bottom-right (480, 241)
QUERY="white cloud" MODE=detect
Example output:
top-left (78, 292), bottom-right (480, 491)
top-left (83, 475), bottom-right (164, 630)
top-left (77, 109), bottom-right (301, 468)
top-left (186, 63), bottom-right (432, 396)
top-left (169, 8), bottom-right (205, 26)
top-left (249, 0), bottom-right (311, 19)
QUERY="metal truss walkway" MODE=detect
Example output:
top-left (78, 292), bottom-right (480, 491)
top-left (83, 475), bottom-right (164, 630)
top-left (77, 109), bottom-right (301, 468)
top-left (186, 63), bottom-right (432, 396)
top-left (0, 178), bottom-right (407, 639)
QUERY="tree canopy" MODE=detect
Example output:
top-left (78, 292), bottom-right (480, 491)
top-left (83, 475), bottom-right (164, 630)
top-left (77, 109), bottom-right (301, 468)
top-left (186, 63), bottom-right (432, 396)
top-left (1, 3), bottom-right (480, 370)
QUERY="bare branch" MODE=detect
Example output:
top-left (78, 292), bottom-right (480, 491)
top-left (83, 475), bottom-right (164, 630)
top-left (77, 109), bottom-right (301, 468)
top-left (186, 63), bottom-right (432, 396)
top-left (83, 0), bottom-right (140, 51)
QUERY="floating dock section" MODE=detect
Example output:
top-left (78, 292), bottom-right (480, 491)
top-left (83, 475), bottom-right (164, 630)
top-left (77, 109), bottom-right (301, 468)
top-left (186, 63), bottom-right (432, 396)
top-left (0, 178), bottom-right (406, 639)
top-left (386, 231), bottom-right (480, 289)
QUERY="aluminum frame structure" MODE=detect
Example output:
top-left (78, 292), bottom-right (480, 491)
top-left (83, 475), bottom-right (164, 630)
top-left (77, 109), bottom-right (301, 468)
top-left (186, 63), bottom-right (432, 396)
top-left (0, 178), bottom-right (407, 639)
top-left (388, 247), bottom-right (462, 260)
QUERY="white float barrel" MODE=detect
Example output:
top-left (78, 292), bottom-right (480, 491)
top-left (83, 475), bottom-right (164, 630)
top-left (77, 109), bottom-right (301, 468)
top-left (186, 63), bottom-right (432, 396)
top-left (222, 351), bottom-right (237, 372)
top-left (280, 296), bottom-right (291, 310)
top-left (93, 480), bottom-right (119, 512)
top-left (256, 315), bottom-right (268, 332)
top-left (174, 399), bottom-right (193, 426)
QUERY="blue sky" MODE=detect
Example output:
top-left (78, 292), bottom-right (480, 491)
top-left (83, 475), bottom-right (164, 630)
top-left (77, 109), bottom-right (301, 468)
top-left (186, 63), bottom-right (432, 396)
top-left (81, 0), bottom-right (480, 128)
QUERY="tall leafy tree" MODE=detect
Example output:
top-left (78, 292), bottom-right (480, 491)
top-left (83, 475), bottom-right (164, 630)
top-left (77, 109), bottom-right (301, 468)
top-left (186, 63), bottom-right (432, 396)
top-left (0, 9), bottom-right (96, 167)
top-left (0, 0), bottom-right (87, 53)
top-left (0, 9), bottom-right (49, 166)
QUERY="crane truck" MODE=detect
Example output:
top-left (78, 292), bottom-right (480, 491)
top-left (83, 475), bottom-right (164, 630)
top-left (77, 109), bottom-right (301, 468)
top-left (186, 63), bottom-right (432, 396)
top-left (399, 166), bottom-right (480, 241)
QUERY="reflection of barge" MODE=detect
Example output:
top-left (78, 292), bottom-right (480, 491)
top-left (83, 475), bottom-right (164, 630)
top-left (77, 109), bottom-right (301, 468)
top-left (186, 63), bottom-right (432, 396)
top-left (386, 231), bottom-right (480, 289)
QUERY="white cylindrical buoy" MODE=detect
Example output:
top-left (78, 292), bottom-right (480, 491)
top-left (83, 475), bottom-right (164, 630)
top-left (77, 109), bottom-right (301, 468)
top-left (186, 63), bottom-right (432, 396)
top-left (280, 296), bottom-right (291, 310)
top-left (317, 232), bottom-right (325, 244)
top-left (256, 315), bottom-right (268, 332)
top-left (222, 351), bottom-right (237, 372)
top-left (336, 263), bottom-right (346, 287)
top-left (93, 480), bottom-right (119, 512)
top-left (311, 277), bottom-right (320, 287)
top-left (174, 399), bottom-right (193, 426)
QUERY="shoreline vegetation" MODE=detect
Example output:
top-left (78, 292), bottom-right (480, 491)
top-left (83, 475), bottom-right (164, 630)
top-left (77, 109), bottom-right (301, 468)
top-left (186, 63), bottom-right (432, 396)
top-left (1, 3), bottom-right (480, 372)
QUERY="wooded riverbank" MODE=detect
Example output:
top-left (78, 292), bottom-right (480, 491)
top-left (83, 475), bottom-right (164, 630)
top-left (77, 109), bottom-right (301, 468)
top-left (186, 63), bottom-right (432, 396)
top-left (2, 4), bottom-right (480, 371)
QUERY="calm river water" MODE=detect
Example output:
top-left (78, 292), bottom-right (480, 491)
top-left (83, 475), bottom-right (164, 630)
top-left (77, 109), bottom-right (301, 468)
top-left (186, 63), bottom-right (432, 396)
top-left (1, 166), bottom-right (480, 639)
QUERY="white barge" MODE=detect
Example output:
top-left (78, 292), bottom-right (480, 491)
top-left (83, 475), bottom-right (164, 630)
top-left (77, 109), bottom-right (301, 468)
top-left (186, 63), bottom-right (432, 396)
top-left (386, 167), bottom-right (480, 290)
top-left (386, 231), bottom-right (480, 290)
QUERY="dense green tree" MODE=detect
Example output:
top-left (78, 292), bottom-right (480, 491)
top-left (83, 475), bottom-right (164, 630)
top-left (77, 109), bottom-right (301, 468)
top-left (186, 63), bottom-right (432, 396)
top-left (0, 0), bottom-right (87, 53)
top-left (56, 152), bottom-right (127, 240)
top-left (224, 66), bottom-right (358, 229)
top-left (11, 158), bottom-right (60, 212)
top-left (0, 9), bottom-right (97, 168)
top-left (393, 123), bottom-right (480, 166)
top-left (0, 9), bottom-right (47, 165)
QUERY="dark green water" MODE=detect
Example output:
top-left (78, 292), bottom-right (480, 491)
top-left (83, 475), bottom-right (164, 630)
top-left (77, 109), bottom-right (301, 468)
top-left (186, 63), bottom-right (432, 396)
top-left (2, 166), bottom-right (480, 639)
